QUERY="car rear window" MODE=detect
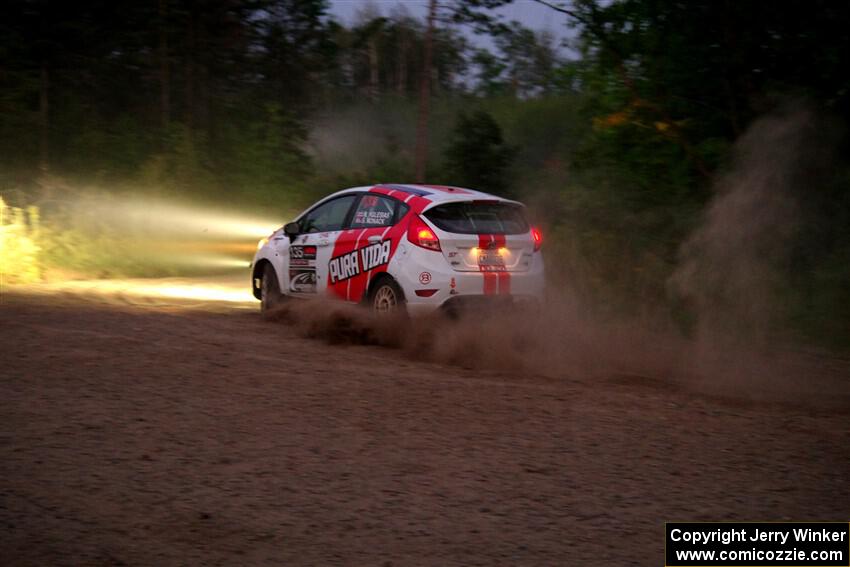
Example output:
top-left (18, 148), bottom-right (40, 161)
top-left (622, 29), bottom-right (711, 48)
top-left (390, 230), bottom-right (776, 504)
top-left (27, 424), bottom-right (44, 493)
top-left (424, 202), bottom-right (529, 235)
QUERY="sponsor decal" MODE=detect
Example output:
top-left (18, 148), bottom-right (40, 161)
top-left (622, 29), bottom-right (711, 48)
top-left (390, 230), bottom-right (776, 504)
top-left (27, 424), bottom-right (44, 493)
top-left (289, 268), bottom-right (317, 293)
top-left (361, 239), bottom-right (391, 271)
top-left (419, 271), bottom-right (432, 285)
top-left (328, 239), bottom-right (392, 284)
top-left (290, 245), bottom-right (318, 293)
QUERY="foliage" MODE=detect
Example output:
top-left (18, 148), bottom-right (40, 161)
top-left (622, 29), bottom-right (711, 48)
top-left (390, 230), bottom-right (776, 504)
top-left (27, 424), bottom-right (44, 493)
top-left (0, 198), bottom-right (41, 285)
top-left (1, 0), bottom-right (849, 349)
top-left (441, 110), bottom-right (514, 196)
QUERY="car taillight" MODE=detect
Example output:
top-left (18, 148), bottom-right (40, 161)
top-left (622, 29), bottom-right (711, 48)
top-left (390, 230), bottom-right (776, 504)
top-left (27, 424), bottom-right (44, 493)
top-left (407, 215), bottom-right (441, 252)
top-left (532, 227), bottom-right (542, 252)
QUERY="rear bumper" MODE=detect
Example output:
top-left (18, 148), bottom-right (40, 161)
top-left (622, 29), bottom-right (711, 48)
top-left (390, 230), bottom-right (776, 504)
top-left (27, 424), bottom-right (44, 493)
top-left (391, 242), bottom-right (544, 315)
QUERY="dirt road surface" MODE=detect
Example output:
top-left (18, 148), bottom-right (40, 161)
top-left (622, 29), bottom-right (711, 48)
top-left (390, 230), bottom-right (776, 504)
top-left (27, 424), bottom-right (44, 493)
top-left (2, 282), bottom-right (849, 565)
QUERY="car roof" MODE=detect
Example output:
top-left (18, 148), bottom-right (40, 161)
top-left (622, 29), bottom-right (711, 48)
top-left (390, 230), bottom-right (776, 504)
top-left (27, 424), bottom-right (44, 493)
top-left (327, 184), bottom-right (522, 208)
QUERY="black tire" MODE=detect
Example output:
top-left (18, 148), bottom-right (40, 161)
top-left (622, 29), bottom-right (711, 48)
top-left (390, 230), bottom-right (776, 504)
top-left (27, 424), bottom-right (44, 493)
top-left (260, 263), bottom-right (283, 313)
top-left (369, 278), bottom-right (406, 317)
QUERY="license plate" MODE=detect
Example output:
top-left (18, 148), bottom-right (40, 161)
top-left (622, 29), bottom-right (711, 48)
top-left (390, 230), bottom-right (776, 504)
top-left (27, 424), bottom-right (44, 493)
top-left (478, 251), bottom-right (506, 271)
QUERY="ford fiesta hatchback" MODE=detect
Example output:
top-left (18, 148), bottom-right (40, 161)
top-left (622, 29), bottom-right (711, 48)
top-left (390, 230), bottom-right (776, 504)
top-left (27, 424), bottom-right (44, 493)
top-left (251, 184), bottom-right (544, 315)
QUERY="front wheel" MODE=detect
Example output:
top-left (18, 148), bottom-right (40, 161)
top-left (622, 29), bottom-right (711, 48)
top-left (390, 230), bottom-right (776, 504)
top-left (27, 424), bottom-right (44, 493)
top-left (369, 279), bottom-right (405, 317)
top-left (260, 264), bottom-right (283, 313)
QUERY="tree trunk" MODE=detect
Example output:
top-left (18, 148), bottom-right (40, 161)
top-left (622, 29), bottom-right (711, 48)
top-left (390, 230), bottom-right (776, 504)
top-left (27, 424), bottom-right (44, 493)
top-left (199, 62), bottom-right (210, 134)
top-left (159, 0), bottom-right (170, 141)
top-left (368, 37), bottom-right (379, 102)
top-left (185, 4), bottom-right (196, 130)
top-left (196, 10), bottom-right (210, 134)
top-left (397, 35), bottom-right (407, 95)
top-left (414, 0), bottom-right (437, 183)
top-left (39, 62), bottom-right (49, 175)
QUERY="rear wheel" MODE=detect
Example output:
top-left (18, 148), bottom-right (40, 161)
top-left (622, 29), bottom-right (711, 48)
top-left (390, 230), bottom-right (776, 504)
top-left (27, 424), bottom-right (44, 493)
top-left (370, 278), bottom-right (405, 317)
top-left (260, 264), bottom-right (283, 313)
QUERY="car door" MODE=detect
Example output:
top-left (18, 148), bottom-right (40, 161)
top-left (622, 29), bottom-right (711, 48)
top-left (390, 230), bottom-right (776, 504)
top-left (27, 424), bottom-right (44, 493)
top-left (289, 194), bottom-right (358, 298)
top-left (326, 193), bottom-right (408, 303)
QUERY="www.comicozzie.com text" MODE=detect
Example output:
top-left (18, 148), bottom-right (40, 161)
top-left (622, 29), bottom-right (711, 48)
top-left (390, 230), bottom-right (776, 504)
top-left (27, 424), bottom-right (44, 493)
top-left (670, 526), bottom-right (847, 546)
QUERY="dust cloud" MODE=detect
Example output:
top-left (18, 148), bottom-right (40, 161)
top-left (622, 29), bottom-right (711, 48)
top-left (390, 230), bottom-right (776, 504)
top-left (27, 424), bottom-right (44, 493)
top-left (266, 294), bottom-right (682, 382)
top-left (268, 291), bottom-right (850, 406)
top-left (668, 105), bottom-right (845, 396)
top-left (269, 106), bottom-right (850, 406)
top-left (16, 187), bottom-right (284, 279)
top-left (268, 290), bottom-right (847, 407)
top-left (671, 106), bottom-right (816, 346)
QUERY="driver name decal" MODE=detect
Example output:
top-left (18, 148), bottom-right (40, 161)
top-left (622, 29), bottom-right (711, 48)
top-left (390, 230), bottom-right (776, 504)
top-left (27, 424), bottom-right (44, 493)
top-left (328, 240), bottom-right (392, 284)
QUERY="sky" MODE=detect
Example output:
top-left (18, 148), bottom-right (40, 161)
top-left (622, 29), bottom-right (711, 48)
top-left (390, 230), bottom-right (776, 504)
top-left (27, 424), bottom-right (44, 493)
top-left (328, 0), bottom-right (575, 52)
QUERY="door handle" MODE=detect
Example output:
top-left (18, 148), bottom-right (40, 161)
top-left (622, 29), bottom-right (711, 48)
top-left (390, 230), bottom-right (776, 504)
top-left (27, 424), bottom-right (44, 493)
top-left (367, 235), bottom-right (382, 244)
top-left (316, 241), bottom-right (330, 247)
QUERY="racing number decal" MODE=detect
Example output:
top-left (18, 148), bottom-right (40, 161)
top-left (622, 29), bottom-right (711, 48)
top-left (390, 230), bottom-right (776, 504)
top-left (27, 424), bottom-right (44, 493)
top-left (290, 245), bottom-right (316, 260)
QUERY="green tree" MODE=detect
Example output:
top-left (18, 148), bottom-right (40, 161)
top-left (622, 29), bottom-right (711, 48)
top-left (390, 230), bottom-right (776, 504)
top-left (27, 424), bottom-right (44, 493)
top-left (494, 25), bottom-right (559, 98)
top-left (442, 110), bottom-right (513, 195)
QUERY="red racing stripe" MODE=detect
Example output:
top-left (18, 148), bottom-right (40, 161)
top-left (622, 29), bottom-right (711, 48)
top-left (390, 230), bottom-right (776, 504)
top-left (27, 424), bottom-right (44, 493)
top-left (497, 271), bottom-right (511, 295)
top-left (368, 186), bottom-right (395, 197)
top-left (326, 189), bottom-right (433, 303)
top-left (327, 228), bottom-right (358, 300)
top-left (478, 234), bottom-right (498, 295)
top-left (483, 272), bottom-right (498, 295)
top-left (346, 228), bottom-right (368, 301)
top-left (492, 234), bottom-right (511, 295)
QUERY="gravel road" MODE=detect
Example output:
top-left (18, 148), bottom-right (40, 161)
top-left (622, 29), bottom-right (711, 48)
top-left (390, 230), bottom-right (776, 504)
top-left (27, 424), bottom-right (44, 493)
top-left (2, 289), bottom-right (848, 565)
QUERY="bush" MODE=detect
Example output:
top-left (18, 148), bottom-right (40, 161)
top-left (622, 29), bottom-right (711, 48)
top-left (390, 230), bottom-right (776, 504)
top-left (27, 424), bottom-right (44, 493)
top-left (0, 197), bottom-right (42, 285)
top-left (441, 110), bottom-right (514, 196)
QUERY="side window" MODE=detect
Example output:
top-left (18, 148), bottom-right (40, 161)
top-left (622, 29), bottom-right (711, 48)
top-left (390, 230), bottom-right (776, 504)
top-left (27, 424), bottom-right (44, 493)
top-left (350, 195), bottom-right (399, 229)
top-left (299, 195), bottom-right (357, 233)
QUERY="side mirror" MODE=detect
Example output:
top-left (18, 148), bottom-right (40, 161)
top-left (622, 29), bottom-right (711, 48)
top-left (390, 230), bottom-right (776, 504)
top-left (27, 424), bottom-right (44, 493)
top-left (283, 222), bottom-right (300, 237)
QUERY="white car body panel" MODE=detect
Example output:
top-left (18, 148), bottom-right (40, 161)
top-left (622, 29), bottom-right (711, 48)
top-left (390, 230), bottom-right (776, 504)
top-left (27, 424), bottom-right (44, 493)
top-left (251, 184), bottom-right (544, 314)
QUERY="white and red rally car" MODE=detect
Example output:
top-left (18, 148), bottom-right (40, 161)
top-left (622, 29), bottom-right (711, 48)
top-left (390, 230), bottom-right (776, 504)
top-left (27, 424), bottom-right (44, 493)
top-left (251, 184), bottom-right (544, 315)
